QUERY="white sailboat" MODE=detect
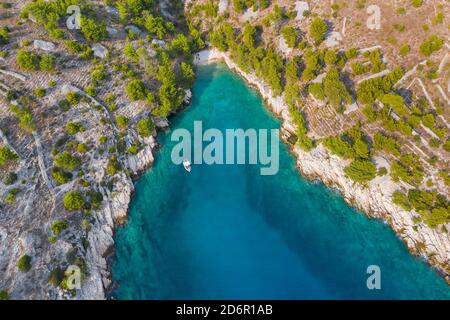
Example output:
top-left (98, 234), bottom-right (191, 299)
top-left (183, 160), bottom-right (191, 172)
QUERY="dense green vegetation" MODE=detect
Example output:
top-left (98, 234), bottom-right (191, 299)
top-left (66, 92), bottom-right (81, 106)
top-left (66, 122), bottom-right (84, 135)
top-left (280, 26), bottom-right (298, 48)
top-left (0, 27), bottom-right (9, 45)
top-left (63, 191), bottom-right (86, 211)
top-left (48, 267), bottom-right (64, 287)
top-left (390, 154), bottom-right (423, 186)
top-left (3, 172), bottom-right (18, 185)
top-left (80, 16), bottom-right (107, 42)
top-left (137, 118), bottom-right (155, 137)
top-left (381, 93), bottom-right (409, 117)
top-left (52, 168), bottom-right (72, 185)
top-left (393, 189), bottom-right (449, 227)
top-left (344, 159), bottom-right (377, 184)
top-left (0, 290), bottom-right (8, 300)
top-left (54, 151), bottom-right (81, 172)
top-left (322, 124), bottom-right (370, 160)
top-left (419, 35), bottom-right (443, 57)
top-left (17, 255), bottom-right (32, 272)
top-left (153, 52), bottom-right (184, 116)
top-left (373, 132), bottom-right (400, 156)
top-left (10, 104), bottom-right (35, 132)
top-left (308, 68), bottom-right (352, 108)
top-left (322, 124), bottom-right (377, 184)
top-left (106, 156), bottom-right (122, 176)
top-left (50, 219), bottom-right (68, 236)
top-left (20, 0), bottom-right (78, 40)
top-left (356, 67), bottom-right (403, 104)
top-left (126, 79), bottom-right (148, 101)
top-left (288, 105), bottom-right (314, 151)
top-left (309, 18), bottom-right (327, 44)
top-left (16, 50), bottom-right (40, 71)
top-left (0, 146), bottom-right (18, 167)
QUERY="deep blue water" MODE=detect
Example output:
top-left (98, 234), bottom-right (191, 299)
top-left (111, 64), bottom-right (450, 299)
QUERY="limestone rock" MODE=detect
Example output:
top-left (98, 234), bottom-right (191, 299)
top-left (295, 1), bottom-right (310, 19)
top-left (33, 40), bottom-right (56, 52)
top-left (92, 44), bottom-right (108, 59)
top-left (184, 89), bottom-right (192, 104)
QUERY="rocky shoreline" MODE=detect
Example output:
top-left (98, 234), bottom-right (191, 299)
top-left (193, 49), bottom-right (450, 284)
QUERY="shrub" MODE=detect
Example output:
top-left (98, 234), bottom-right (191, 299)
top-left (66, 122), bottom-right (84, 135)
top-left (34, 87), bottom-right (46, 97)
top-left (443, 139), bottom-right (450, 152)
top-left (80, 16), bottom-right (107, 42)
top-left (54, 151), bottom-right (80, 171)
top-left (10, 104), bottom-right (35, 132)
top-left (344, 159), bottom-right (377, 184)
top-left (65, 40), bottom-right (83, 53)
top-left (17, 255), bottom-right (32, 272)
top-left (373, 132), bottom-right (400, 156)
top-left (179, 62), bottom-right (195, 88)
top-left (125, 79), bottom-right (147, 101)
top-left (106, 156), bottom-right (121, 176)
top-left (0, 27), bottom-right (9, 45)
top-left (280, 26), bottom-right (298, 48)
top-left (377, 167), bottom-right (387, 176)
top-left (0, 290), bottom-right (8, 300)
top-left (3, 172), bottom-right (17, 185)
top-left (124, 43), bottom-right (139, 63)
top-left (16, 49), bottom-right (40, 70)
top-left (52, 168), bottom-right (72, 185)
top-left (422, 208), bottom-right (450, 228)
top-left (40, 54), bottom-right (55, 71)
top-left (116, 115), bottom-right (129, 130)
top-left (66, 92), bottom-right (80, 105)
top-left (48, 267), bottom-right (64, 287)
top-left (419, 35), bottom-right (443, 57)
top-left (411, 0), bottom-right (423, 8)
top-left (392, 190), bottom-right (411, 210)
top-left (137, 118), bottom-right (155, 137)
top-left (350, 62), bottom-right (369, 75)
top-left (143, 13), bottom-right (174, 39)
top-left (345, 48), bottom-right (358, 59)
top-left (87, 189), bottom-right (103, 210)
top-left (381, 93), bottom-right (409, 116)
top-left (77, 143), bottom-right (89, 153)
top-left (390, 154), bottom-right (423, 186)
top-left (399, 44), bottom-right (410, 56)
top-left (0, 146), bottom-right (18, 167)
top-left (63, 191), bottom-right (86, 211)
top-left (310, 18), bottom-right (327, 44)
top-left (50, 220), bottom-right (68, 235)
top-left (4, 192), bottom-right (16, 204)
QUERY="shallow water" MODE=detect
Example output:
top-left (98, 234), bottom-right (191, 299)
top-left (111, 64), bottom-right (450, 299)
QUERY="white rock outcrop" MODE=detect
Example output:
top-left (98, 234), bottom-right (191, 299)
top-left (92, 44), bottom-right (108, 59)
top-left (295, 1), bottom-right (310, 19)
top-left (33, 40), bottom-right (56, 52)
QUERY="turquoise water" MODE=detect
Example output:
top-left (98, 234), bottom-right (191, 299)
top-left (111, 64), bottom-right (450, 299)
